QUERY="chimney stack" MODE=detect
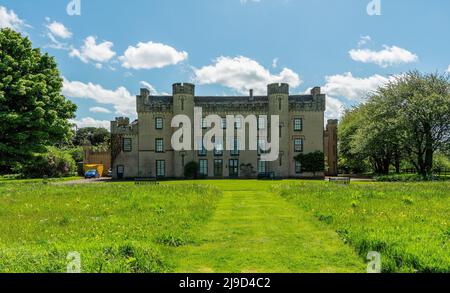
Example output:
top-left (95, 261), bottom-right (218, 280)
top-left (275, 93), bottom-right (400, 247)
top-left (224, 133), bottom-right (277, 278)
top-left (249, 89), bottom-right (254, 101)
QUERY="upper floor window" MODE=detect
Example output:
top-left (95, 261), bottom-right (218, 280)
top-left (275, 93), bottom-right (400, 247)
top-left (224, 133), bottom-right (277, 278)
top-left (294, 138), bottom-right (304, 152)
top-left (201, 118), bottom-right (208, 129)
top-left (235, 117), bottom-right (242, 129)
top-left (258, 117), bottom-right (266, 130)
top-left (221, 118), bottom-right (227, 129)
top-left (155, 117), bottom-right (163, 129)
top-left (214, 143), bottom-right (223, 156)
top-left (294, 118), bottom-right (303, 131)
top-left (231, 138), bottom-right (240, 156)
top-left (155, 138), bottom-right (164, 153)
top-left (123, 138), bottom-right (132, 152)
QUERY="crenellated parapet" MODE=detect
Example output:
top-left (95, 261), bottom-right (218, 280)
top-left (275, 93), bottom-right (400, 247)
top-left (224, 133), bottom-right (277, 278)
top-left (173, 83), bottom-right (195, 96)
top-left (268, 83), bottom-right (289, 95)
top-left (111, 117), bottom-right (138, 135)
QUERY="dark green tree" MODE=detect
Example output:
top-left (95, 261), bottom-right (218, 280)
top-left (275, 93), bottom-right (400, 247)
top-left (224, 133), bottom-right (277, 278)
top-left (72, 127), bottom-right (110, 147)
top-left (0, 28), bottom-right (77, 173)
top-left (184, 161), bottom-right (199, 179)
top-left (294, 151), bottom-right (325, 176)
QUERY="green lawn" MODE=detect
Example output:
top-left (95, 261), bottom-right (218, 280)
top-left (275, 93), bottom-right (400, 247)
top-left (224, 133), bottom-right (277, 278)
top-left (0, 179), bottom-right (448, 272)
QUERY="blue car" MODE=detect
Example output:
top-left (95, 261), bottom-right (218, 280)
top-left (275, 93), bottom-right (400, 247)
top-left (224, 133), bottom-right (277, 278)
top-left (84, 169), bottom-right (100, 179)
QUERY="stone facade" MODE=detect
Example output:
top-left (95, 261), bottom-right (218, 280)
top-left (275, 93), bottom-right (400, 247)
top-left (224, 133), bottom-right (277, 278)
top-left (111, 82), bottom-right (336, 179)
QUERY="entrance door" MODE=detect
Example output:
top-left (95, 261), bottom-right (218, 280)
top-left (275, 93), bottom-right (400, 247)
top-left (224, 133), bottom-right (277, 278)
top-left (117, 165), bottom-right (124, 179)
top-left (229, 159), bottom-right (239, 177)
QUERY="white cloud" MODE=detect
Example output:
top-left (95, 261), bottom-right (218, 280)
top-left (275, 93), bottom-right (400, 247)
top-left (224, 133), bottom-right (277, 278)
top-left (0, 6), bottom-right (25, 31)
top-left (46, 20), bottom-right (72, 39)
top-left (325, 96), bottom-right (344, 121)
top-left (194, 56), bottom-right (301, 95)
top-left (447, 65), bottom-right (450, 73)
top-left (119, 41), bottom-right (188, 70)
top-left (70, 36), bottom-right (116, 64)
top-left (62, 78), bottom-right (135, 116)
top-left (139, 81), bottom-right (158, 94)
top-left (70, 117), bottom-right (111, 131)
top-left (357, 35), bottom-right (372, 47)
top-left (322, 72), bottom-right (395, 102)
top-left (349, 45), bottom-right (418, 68)
top-left (89, 107), bottom-right (111, 114)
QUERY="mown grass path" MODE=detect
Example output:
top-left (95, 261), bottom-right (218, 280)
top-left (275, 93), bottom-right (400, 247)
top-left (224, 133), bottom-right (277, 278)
top-left (170, 181), bottom-right (365, 272)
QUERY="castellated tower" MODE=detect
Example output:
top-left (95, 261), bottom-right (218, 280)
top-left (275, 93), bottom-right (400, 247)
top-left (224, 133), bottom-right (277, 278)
top-left (267, 83), bottom-right (289, 177)
top-left (172, 83), bottom-right (195, 178)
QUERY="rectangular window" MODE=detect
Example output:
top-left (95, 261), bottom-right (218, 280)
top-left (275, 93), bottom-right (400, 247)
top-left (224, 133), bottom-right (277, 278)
top-left (258, 139), bottom-right (268, 155)
top-left (123, 138), bottom-right (132, 152)
top-left (294, 138), bottom-right (304, 152)
top-left (199, 159), bottom-right (208, 176)
top-left (214, 159), bottom-right (223, 177)
top-left (229, 159), bottom-right (239, 177)
top-left (155, 138), bottom-right (164, 153)
top-left (198, 140), bottom-right (207, 156)
top-left (235, 117), bottom-right (242, 129)
top-left (258, 160), bottom-right (267, 174)
top-left (221, 118), bottom-right (227, 129)
top-left (295, 161), bottom-right (302, 174)
top-left (201, 118), bottom-right (207, 129)
top-left (258, 117), bottom-right (266, 130)
top-left (156, 160), bottom-right (165, 177)
top-left (231, 138), bottom-right (240, 156)
top-left (155, 117), bottom-right (163, 129)
top-left (214, 143), bottom-right (223, 156)
top-left (294, 118), bottom-right (303, 131)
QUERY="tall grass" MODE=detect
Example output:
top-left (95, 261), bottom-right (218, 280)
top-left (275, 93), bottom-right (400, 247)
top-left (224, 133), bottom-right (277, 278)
top-left (0, 182), bottom-right (222, 272)
top-left (275, 181), bottom-right (450, 272)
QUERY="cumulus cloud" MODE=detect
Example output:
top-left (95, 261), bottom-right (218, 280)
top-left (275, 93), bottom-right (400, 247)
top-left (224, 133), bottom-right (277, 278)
top-left (89, 106), bottom-right (111, 114)
top-left (322, 72), bottom-right (395, 101)
top-left (70, 36), bottom-right (116, 64)
top-left (46, 19), bottom-right (72, 39)
top-left (119, 41), bottom-right (188, 70)
top-left (70, 117), bottom-right (111, 131)
top-left (325, 96), bottom-right (345, 121)
top-left (0, 6), bottom-right (26, 31)
top-left (349, 45), bottom-right (418, 68)
top-left (62, 78), bottom-right (135, 116)
top-left (357, 35), bottom-right (372, 47)
top-left (447, 65), bottom-right (450, 73)
top-left (194, 56), bottom-right (301, 95)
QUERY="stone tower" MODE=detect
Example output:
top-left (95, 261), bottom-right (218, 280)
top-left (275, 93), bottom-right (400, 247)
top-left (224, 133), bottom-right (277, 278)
top-left (267, 83), bottom-right (289, 177)
top-left (172, 83), bottom-right (195, 177)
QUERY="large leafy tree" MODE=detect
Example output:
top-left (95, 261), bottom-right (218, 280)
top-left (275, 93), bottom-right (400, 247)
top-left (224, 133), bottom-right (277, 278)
top-left (0, 28), bottom-right (77, 173)
top-left (72, 127), bottom-right (110, 147)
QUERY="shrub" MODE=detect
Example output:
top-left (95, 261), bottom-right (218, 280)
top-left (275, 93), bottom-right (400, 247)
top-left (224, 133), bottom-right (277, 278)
top-left (184, 161), bottom-right (199, 179)
top-left (20, 147), bottom-right (76, 178)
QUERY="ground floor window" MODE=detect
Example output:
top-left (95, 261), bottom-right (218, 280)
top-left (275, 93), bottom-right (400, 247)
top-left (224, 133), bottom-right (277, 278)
top-left (295, 161), bottom-right (302, 174)
top-left (199, 159), bottom-right (208, 176)
top-left (258, 160), bottom-right (267, 174)
top-left (229, 159), bottom-right (239, 177)
top-left (214, 159), bottom-right (223, 177)
top-left (156, 160), bottom-right (165, 177)
top-left (117, 165), bottom-right (124, 179)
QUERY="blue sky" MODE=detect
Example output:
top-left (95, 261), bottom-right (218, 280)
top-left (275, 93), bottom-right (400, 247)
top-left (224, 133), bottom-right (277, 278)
top-left (1, 0), bottom-right (449, 129)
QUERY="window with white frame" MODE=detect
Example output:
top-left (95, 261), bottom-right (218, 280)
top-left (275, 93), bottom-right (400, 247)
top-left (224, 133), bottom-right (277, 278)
top-left (123, 138), bottom-right (132, 152)
top-left (155, 138), bottom-right (164, 153)
top-left (199, 159), bottom-right (208, 176)
top-left (155, 117), bottom-right (163, 129)
top-left (295, 161), bottom-right (302, 174)
top-left (294, 118), bottom-right (303, 131)
top-left (156, 160), bottom-right (165, 177)
top-left (294, 138), bottom-right (303, 152)
top-left (258, 116), bottom-right (266, 130)
top-left (231, 137), bottom-right (240, 156)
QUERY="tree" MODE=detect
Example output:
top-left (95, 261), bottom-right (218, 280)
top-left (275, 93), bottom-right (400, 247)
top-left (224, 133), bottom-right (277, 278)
top-left (338, 108), bottom-right (370, 174)
top-left (294, 151), bottom-right (325, 176)
top-left (72, 127), bottom-right (110, 147)
top-left (382, 71), bottom-right (450, 176)
top-left (0, 28), bottom-right (77, 173)
top-left (184, 161), bottom-right (199, 179)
